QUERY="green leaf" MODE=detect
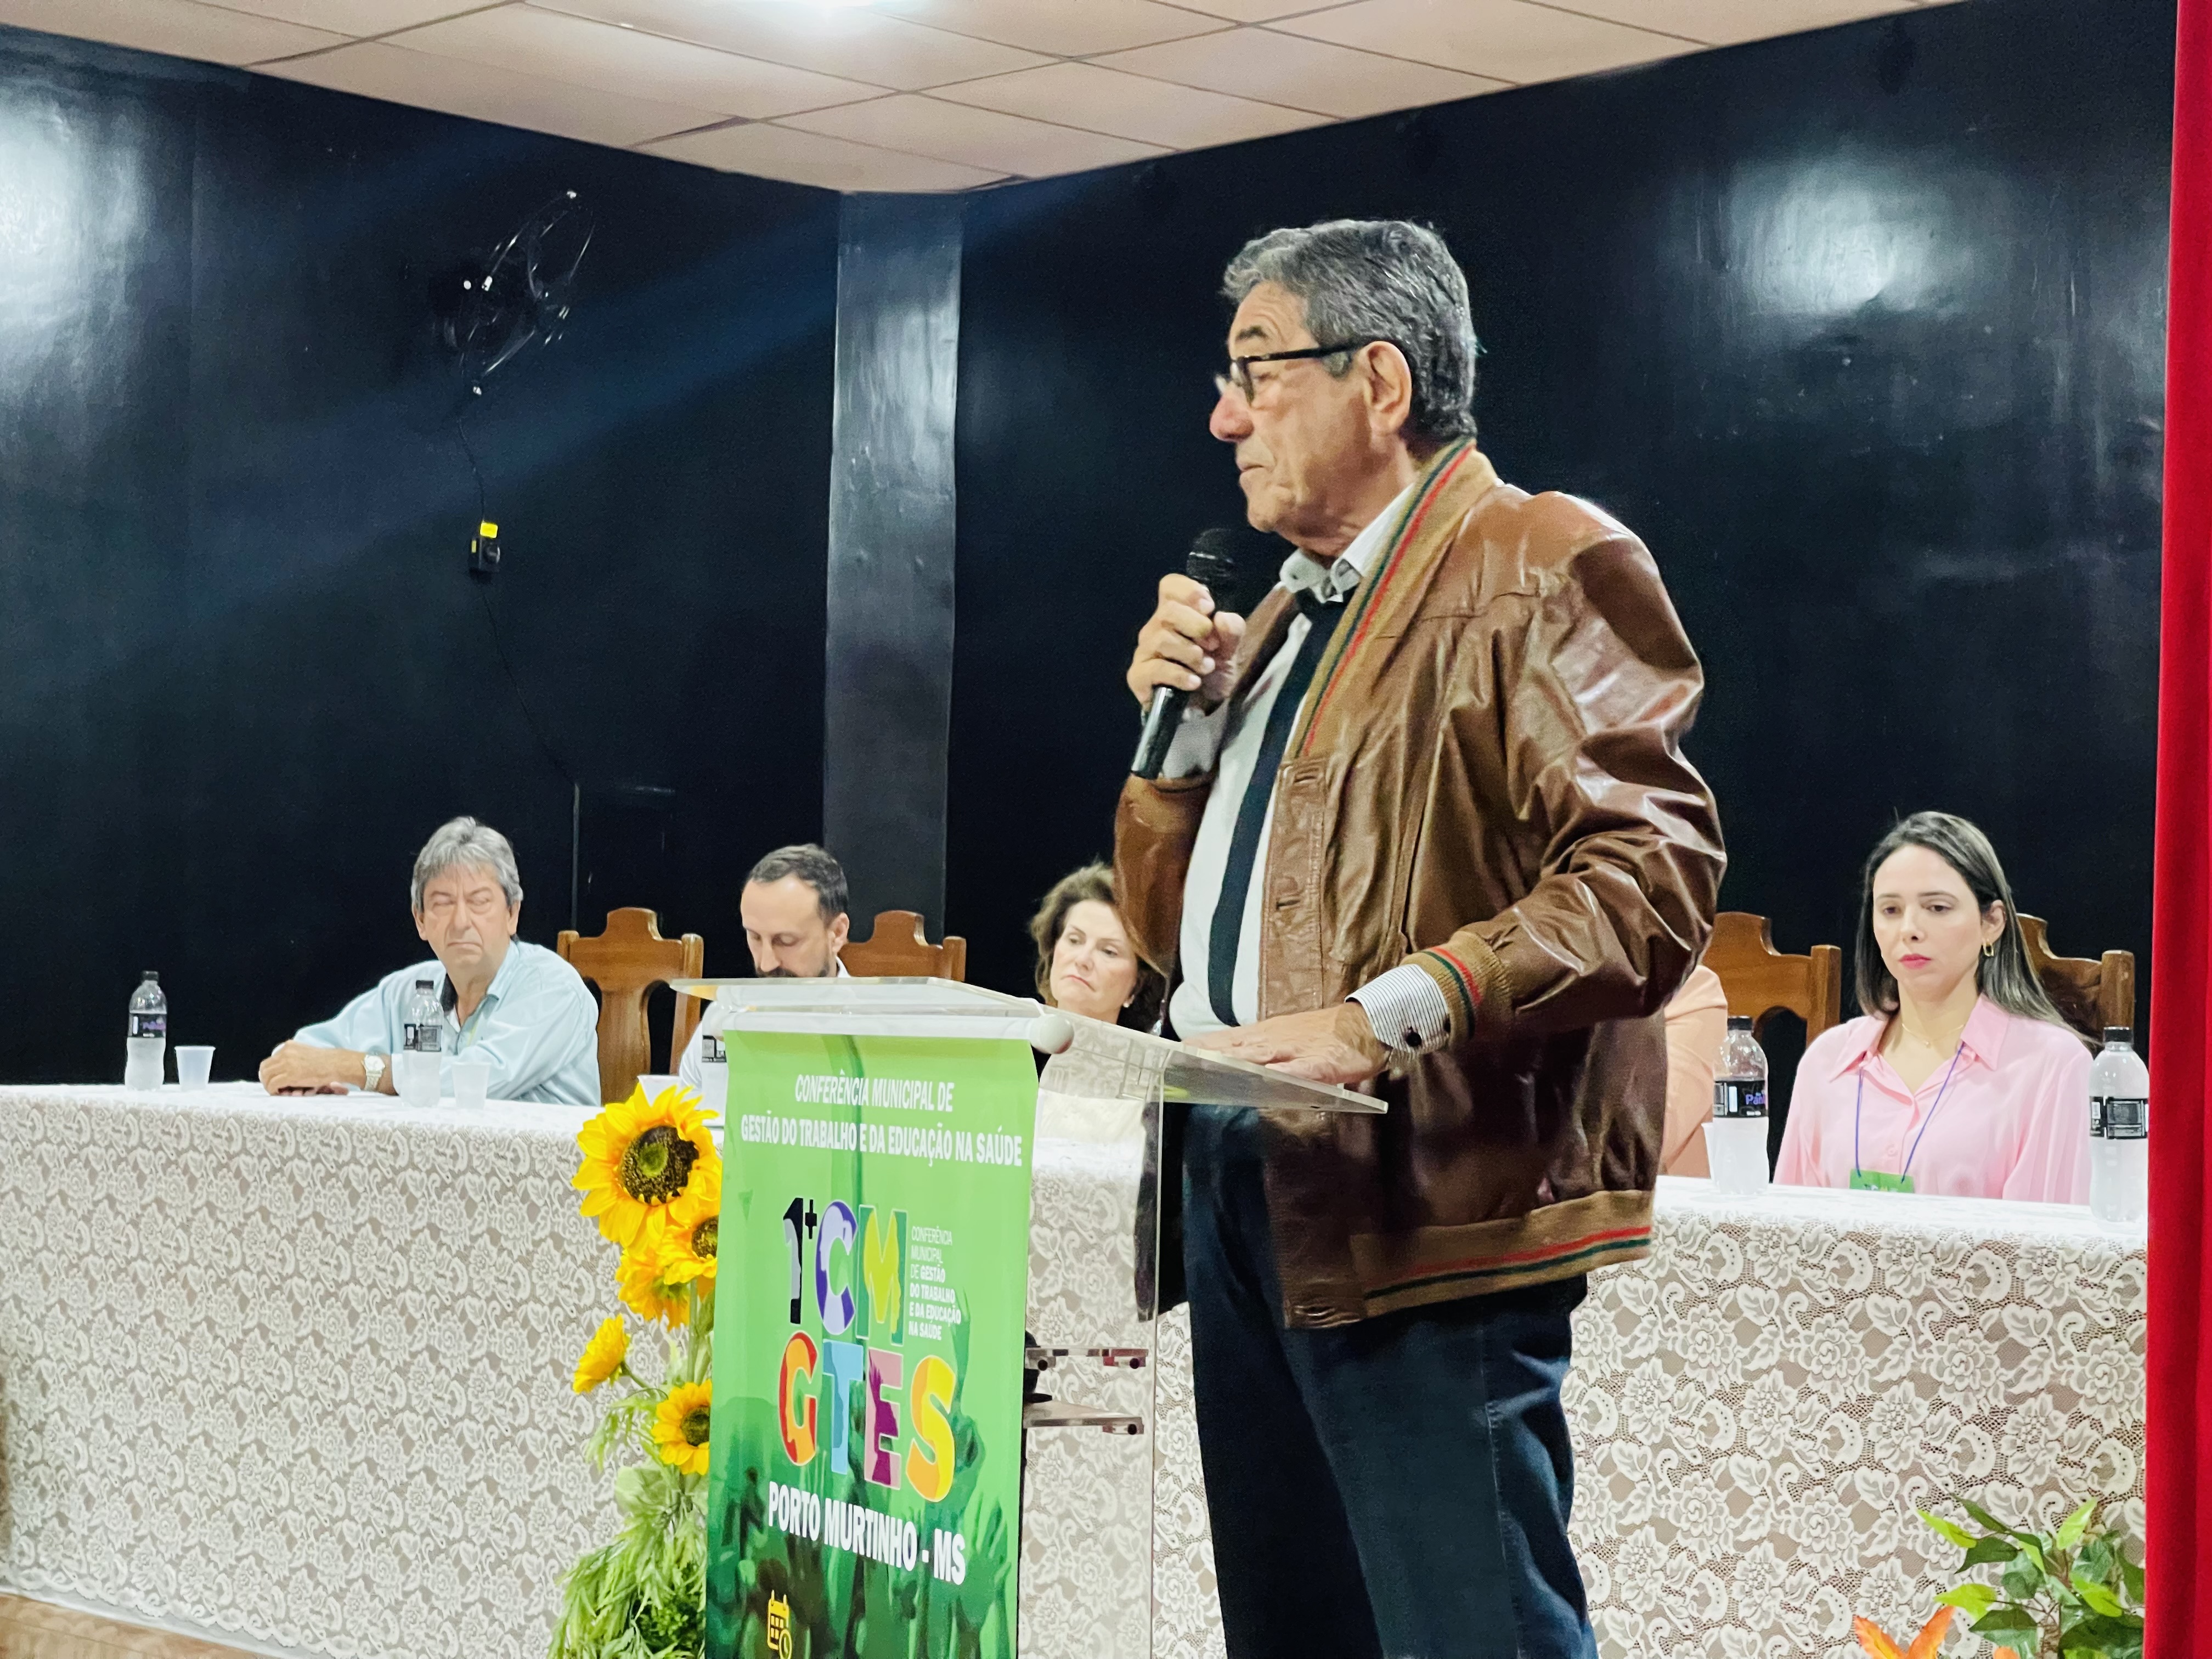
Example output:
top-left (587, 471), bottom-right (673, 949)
top-left (2058, 1615), bottom-right (2145, 1659)
top-left (2001, 1558), bottom-right (2046, 1600)
top-left (1963, 1535), bottom-right (2021, 1567)
top-left (1958, 1497), bottom-right (2017, 1536)
top-left (2055, 1499), bottom-right (2096, 1550)
top-left (2119, 1557), bottom-right (2146, 1604)
top-left (1971, 1607), bottom-right (2040, 1638)
top-left (1935, 1585), bottom-right (1999, 1617)
top-left (2075, 1583), bottom-right (2128, 1618)
top-left (2077, 1535), bottom-right (2117, 1582)
top-left (1922, 1508), bottom-right (1979, 1548)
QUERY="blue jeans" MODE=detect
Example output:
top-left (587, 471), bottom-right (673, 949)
top-left (1182, 1107), bottom-right (1598, 1659)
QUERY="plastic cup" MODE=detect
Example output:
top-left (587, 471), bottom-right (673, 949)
top-left (1703, 1118), bottom-right (1770, 1197)
top-left (636, 1073), bottom-right (682, 1103)
top-left (454, 1058), bottom-right (492, 1111)
top-left (176, 1046), bottom-right (215, 1091)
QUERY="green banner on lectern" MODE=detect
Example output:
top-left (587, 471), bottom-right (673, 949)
top-left (705, 1030), bottom-right (1036, 1659)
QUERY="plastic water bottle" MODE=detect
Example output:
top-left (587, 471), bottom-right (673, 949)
top-left (699, 1029), bottom-right (729, 1115)
top-left (2089, 1026), bottom-right (2148, 1225)
top-left (1705, 1014), bottom-right (1770, 1197)
top-left (124, 970), bottom-right (167, 1091)
top-left (397, 977), bottom-right (443, 1107)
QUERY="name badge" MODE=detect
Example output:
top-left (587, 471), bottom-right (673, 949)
top-left (1850, 1169), bottom-right (1915, 1193)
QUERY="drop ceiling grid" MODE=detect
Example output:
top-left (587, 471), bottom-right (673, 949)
top-left (0, 0), bottom-right (1956, 190)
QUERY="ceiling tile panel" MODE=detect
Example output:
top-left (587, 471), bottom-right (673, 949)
top-left (526, 0), bottom-right (1048, 91)
top-left (393, 6), bottom-right (882, 119)
top-left (0, 0), bottom-right (345, 63)
top-left (207, 0), bottom-right (486, 34)
top-left (1279, 0), bottom-right (1693, 85)
top-left (783, 93), bottom-right (1167, 178)
top-left (1543, 0), bottom-right (1915, 47)
top-left (1097, 27), bottom-right (1507, 118)
top-left (645, 121), bottom-right (1002, 190)
top-left (260, 39), bottom-right (724, 145)
top-left (896, 0), bottom-right (1226, 57)
top-left (6, 0), bottom-right (1944, 191)
top-left (933, 61), bottom-right (1321, 148)
top-left (1163, 0), bottom-right (1345, 18)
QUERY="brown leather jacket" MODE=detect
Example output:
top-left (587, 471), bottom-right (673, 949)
top-left (1115, 441), bottom-right (1724, 1328)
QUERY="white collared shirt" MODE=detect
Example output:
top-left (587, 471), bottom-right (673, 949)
top-left (1164, 486), bottom-right (1447, 1051)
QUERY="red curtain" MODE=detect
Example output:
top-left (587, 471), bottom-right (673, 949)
top-left (2149, 0), bottom-right (2212, 1643)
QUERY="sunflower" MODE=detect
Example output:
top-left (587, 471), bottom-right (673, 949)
top-left (573, 1083), bottom-right (720, 1248)
top-left (652, 1380), bottom-right (713, 1476)
top-left (572, 1317), bottom-right (629, 1393)
top-left (661, 1160), bottom-right (720, 1289)
top-left (618, 1238), bottom-right (692, 1328)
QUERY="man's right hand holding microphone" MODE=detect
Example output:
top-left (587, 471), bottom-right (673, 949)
top-left (1127, 572), bottom-right (1249, 713)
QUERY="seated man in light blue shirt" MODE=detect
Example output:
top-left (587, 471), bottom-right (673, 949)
top-left (258, 816), bottom-right (600, 1107)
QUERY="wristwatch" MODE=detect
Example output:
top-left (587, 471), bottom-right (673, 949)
top-left (361, 1053), bottom-right (386, 1093)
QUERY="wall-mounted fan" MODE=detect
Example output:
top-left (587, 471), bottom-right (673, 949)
top-left (429, 189), bottom-right (594, 392)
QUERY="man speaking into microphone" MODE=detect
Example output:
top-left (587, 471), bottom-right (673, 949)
top-left (1115, 220), bottom-right (1723, 1658)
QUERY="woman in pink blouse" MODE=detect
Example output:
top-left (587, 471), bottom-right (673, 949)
top-left (1775, 811), bottom-right (2091, 1204)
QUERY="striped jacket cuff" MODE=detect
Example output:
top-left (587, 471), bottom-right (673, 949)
top-left (1405, 939), bottom-right (1513, 1046)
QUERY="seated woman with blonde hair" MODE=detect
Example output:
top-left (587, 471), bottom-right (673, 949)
top-left (1029, 862), bottom-right (1166, 1031)
top-left (1775, 811), bottom-right (2090, 1203)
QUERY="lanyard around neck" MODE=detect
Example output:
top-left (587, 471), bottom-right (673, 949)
top-left (1853, 1036), bottom-right (1968, 1182)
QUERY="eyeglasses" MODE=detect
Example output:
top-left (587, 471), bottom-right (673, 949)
top-left (1214, 339), bottom-right (1387, 403)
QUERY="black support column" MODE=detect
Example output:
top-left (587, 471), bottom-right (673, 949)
top-left (821, 193), bottom-right (963, 934)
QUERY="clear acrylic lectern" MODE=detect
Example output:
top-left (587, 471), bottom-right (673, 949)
top-left (675, 977), bottom-right (1381, 1659)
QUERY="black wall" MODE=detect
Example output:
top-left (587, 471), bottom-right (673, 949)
top-left (2, 0), bottom-right (2174, 1094)
top-left (0, 26), bottom-right (840, 1082)
top-left (948, 0), bottom-right (2172, 1098)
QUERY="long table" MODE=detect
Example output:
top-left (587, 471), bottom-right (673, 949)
top-left (1151, 1178), bottom-right (2147, 1659)
top-left (0, 1084), bottom-right (614, 1657)
top-left (0, 1088), bottom-right (2145, 1658)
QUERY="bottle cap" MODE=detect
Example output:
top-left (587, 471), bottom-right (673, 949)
top-left (1726, 1015), bottom-right (1753, 1032)
top-left (2103, 1026), bottom-right (2132, 1043)
top-left (416, 978), bottom-right (436, 990)
top-left (142, 970), bottom-right (159, 983)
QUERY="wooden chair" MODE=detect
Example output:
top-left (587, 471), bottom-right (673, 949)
top-left (556, 907), bottom-right (704, 1106)
top-left (840, 910), bottom-right (968, 982)
top-left (1703, 912), bottom-right (1846, 1042)
top-left (2018, 916), bottom-right (2136, 1041)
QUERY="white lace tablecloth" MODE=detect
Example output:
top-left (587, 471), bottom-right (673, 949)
top-left (0, 1087), bottom-right (2146, 1659)
top-left (1148, 1177), bottom-right (2147, 1659)
top-left (0, 1084), bottom-right (617, 1658)
top-left (0, 1081), bottom-right (1175, 1659)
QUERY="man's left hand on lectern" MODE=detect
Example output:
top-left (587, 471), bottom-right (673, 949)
top-left (1187, 1001), bottom-right (1387, 1086)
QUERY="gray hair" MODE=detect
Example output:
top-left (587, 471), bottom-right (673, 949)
top-left (1222, 219), bottom-right (1479, 448)
top-left (747, 843), bottom-right (848, 923)
top-left (410, 816), bottom-right (523, 912)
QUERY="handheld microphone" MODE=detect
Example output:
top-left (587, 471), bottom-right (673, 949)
top-left (1131, 526), bottom-right (1282, 780)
